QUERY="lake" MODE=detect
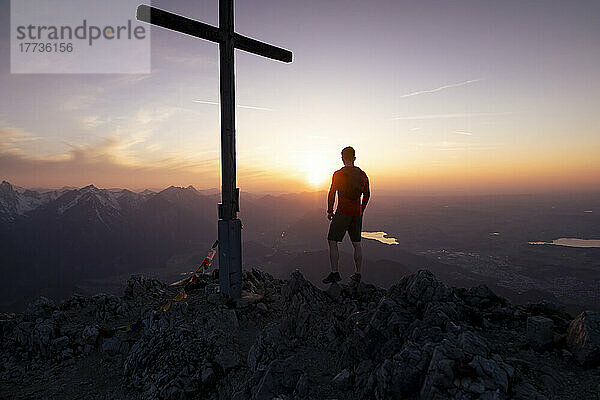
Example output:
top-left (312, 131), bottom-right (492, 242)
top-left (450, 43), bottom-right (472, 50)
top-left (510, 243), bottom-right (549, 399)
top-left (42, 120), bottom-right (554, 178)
top-left (361, 231), bottom-right (399, 245)
top-left (528, 238), bottom-right (600, 248)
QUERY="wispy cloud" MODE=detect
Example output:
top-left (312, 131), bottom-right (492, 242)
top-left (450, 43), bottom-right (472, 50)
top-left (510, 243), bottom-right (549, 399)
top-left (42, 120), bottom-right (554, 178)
top-left (192, 100), bottom-right (273, 111)
top-left (436, 144), bottom-right (499, 151)
top-left (454, 130), bottom-right (473, 136)
top-left (81, 115), bottom-right (103, 129)
top-left (391, 112), bottom-right (510, 121)
top-left (400, 79), bottom-right (480, 98)
top-left (0, 123), bottom-right (40, 156)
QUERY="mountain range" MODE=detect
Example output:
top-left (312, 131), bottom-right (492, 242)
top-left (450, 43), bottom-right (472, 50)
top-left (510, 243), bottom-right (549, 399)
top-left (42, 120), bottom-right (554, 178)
top-left (2, 180), bottom-right (598, 314)
top-left (0, 181), bottom-right (219, 310)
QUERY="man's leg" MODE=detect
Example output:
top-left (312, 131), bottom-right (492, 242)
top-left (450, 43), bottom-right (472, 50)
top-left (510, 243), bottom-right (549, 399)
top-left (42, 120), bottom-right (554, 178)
top-left (328, 240), bottom-right (339, 272)
top-left (324, 213), bottom-right (346, 284)
top-left (348, 215), bottom-right (363, 282)
top-left (351, 241), bottom-right (362, 273)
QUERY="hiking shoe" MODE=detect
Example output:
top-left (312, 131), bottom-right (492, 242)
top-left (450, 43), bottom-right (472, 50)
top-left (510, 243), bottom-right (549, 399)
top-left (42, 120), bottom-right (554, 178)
top-left (322, 272), bottom-right (342, 284)
top-left (350, 273), bottom-right (362, 283)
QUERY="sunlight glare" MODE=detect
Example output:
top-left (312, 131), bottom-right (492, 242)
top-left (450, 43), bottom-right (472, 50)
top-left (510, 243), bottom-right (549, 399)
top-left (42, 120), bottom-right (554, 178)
top-left (304, 156), bottom-right (331, 188)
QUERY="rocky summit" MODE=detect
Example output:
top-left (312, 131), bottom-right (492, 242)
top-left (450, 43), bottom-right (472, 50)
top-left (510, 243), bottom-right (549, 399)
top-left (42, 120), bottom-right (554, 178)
top-left (1, 268), bottom-right (599, 400)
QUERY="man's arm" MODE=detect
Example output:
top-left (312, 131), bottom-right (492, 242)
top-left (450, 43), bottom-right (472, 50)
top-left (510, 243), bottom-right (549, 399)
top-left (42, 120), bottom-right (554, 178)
top-left (327, 172), bottom-right (337, 214)
top-left (361, 175), bottom-right (370, 213)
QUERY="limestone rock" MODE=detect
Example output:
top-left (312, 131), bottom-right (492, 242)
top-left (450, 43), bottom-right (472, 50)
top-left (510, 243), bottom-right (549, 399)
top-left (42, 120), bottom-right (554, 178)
top-left (388, 269), bottom-right (451, 305)
top-left (253, 356), bottom-right (302, 400)
top-left (527, 316), bottom-right (554, 351)
top-left (332, 369), bottom-right (351, 388)
top-left (325, 282), bottom-right (342, 300)
top-left (567, 311), bottom-right (600, 366)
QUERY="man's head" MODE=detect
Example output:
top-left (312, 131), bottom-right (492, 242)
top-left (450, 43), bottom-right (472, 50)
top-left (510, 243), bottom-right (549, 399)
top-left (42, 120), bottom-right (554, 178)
top-left (341, 146), bottom-right (356, 166)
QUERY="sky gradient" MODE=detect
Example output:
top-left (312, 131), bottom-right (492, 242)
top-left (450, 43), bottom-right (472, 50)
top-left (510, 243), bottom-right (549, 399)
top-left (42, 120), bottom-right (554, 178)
top-left (1, 0), bottom-right (599, 194)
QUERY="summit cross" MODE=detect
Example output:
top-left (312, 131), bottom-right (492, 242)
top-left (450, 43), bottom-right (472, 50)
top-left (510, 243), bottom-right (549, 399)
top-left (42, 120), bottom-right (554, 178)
top-left (136, 1), bottom-right (293, 299)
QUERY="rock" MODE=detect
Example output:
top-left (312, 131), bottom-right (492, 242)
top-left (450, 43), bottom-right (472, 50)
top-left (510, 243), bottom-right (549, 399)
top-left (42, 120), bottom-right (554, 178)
top-left (513, 382), bottom-right (548, 400)
top-left (326, 283), bottom-right (342, 300)
top-left (281, 269), bottom-right (310, 300)
top-left (216, 347), bottom-right (241, 370)
top-left (0, 318), bottom-right (17, 338)
top-left (61, 348), bottom-right (74, 359)
top-left (201, 366), bottom-right (216, 385)
top-left (15, 321), bottom-right (33, 346)
top-left (247, 324), bottom-right (283, 371)
top-left (459, 331), bottom-right (489, 357)
top-left (525, 301), bottom-right (572, 323)
top-left (205, 284), bottom-right (221, 304)
top-left (222, 309), bottom-right (239, 329)
top-left (567, 311), bottom-right (600, 366)
top-left (332, 369), bottom-right (351, 388)
top-left (0, 267), bottom-right (592, 400)
top-left (467, 285), bottom-right (500, 303)
top-left (420, 342), bottom-right (460, 399)
top-left (51, 336), bottom-right (70, 349)
top-left (237, 291), bottom-right (263, 308)
top-left (35, 319), bottom-right (57, 356)
top-left (101, 337), bottom-right (122, 356)
top-left (295, 374), bottom-right (309, 397)
top-left (369, 297), bottom-right (413, 339)
top-left (253, 356), bottom-right (302, 400)
top-left (375, 341), bottom-right (430, 398)
top-left (388, 269), bottom-right (451, 305)
top-left (466, 379), bottom-right (485, 394)
top-left (25, 297), bottom-right (56, 318)
top-left (468, 355), bottom-right (509, 393)
top-left (527, 316), bottom-right (554, 351)
top-left (256, 303), bottom-right (268, 312)
top-left (124, 274), bottom-right (166, 300)
top-left (82, 325), bottom-right (100, 345)
top-left (119, 341), bottom-right (130, 355)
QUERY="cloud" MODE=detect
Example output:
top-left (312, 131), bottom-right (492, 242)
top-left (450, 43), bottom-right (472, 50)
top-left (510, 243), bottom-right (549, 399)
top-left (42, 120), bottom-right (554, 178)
top-left (436, 145), bottom-right (499, 151)
top-left (59, 92), bottom-right (100, 112)
top-left (0, 123), bottom-right (40, 156)
top-left (105, 74), bottom-right (152, 86)
top-left (454, 130), bottom-right (473, 136)
top-left (391, 112), bottom-right (510, 121)
top-left (400, 79), bottom-right (480, 98)
top-left (81, 115), bottom-right (104, 129)
top-left (0, 131), bottom-right (221, 189)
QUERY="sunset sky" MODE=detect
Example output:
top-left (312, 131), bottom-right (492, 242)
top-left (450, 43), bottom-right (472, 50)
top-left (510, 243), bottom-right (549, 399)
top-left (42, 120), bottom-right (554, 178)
top-left (1, 0), bottom-right (599, 194)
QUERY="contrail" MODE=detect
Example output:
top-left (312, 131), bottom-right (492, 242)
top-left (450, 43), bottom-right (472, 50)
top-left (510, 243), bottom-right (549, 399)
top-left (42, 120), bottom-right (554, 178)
top-left (454, 130), bottom-right (473, 136)
top-left (391, 112), bottom-right (509, 121)
top-left (400, 79), bottom-right (480, 98)
top-left (192, 100), bottom-right (273, 111)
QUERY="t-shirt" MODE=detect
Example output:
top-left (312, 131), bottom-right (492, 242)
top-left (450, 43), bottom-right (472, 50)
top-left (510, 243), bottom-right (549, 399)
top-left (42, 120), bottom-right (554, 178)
top-left (327, 166), bottom-right (370, 216)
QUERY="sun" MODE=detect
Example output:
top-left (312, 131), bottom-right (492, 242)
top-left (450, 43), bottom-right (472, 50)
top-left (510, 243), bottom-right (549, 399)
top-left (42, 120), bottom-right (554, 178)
top-left (305, 160), bottom-right (331, 188)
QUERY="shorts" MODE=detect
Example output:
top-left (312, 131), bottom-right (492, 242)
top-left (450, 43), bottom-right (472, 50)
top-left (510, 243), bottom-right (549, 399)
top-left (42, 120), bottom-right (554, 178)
top-left (327, 213), bottom-right (362, 242)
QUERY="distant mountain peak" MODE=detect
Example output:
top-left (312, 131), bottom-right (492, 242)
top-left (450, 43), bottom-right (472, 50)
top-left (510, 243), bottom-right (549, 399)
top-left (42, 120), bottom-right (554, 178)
top-left (160, 185), bottom-right (199, 195)
top-left (80, 184), bottom-right (99, 192)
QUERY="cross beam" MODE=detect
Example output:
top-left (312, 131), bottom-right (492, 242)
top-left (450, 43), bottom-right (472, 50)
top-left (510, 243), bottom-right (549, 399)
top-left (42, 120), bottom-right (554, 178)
top-left (136, 5), bottom-right (292, 62)
top-left (136, 1), bottom-right (292, 299)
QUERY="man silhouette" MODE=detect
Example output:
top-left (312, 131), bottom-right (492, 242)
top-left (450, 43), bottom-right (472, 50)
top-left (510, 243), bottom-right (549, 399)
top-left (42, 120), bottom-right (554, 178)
top-left (323, 146), bottom-right (370, 284)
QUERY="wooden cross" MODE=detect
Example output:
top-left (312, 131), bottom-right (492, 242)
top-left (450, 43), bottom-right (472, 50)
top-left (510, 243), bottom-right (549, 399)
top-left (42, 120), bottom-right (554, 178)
top-left (136, 1), bottom-right (292, 299)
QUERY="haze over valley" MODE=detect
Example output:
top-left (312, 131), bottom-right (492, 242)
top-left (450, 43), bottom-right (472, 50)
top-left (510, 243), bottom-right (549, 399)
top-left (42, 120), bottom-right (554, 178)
top-left (1, 180), bottom-right (598, 314)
